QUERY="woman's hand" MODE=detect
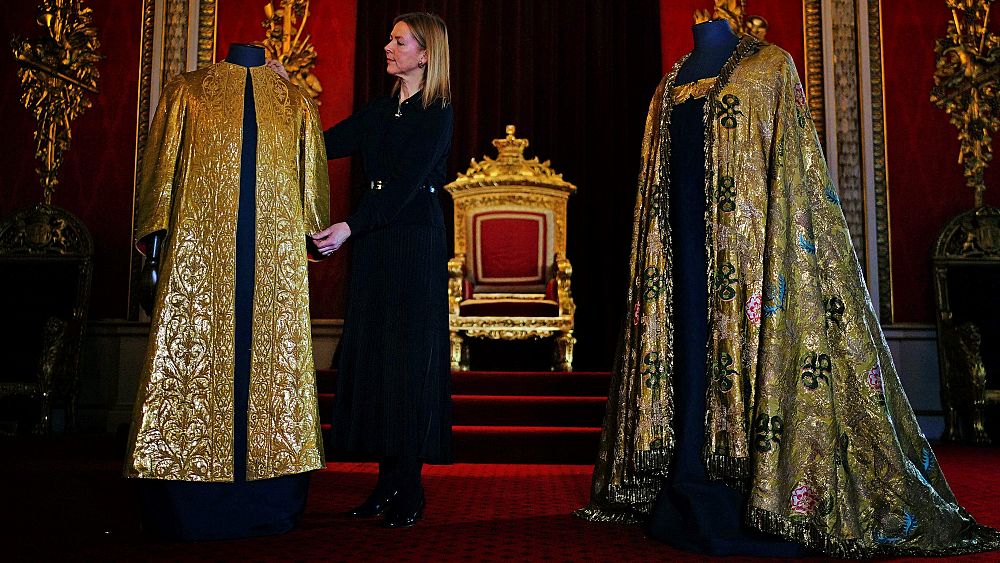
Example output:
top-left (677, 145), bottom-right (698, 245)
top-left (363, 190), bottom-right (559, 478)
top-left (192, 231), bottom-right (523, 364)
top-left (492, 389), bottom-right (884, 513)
top-left (311, 222), bottom-right (352, 256)
top-left (266, 58), bottom-right (290, 80)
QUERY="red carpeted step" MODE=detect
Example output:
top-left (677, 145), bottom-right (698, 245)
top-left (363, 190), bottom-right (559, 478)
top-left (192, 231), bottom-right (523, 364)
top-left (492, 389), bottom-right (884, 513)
top-left (452, 425), bottom-right (601, 464)
top-left (316, 369), bottom-right (612, 397)
top-left (316, 368), bottom-right (612, 463)
top-left (452, 395), bottom-right (606, 427)
top-left (319, 394), bottom-right (607, 427)
top-left (319, 424), bottom-right (600, 463)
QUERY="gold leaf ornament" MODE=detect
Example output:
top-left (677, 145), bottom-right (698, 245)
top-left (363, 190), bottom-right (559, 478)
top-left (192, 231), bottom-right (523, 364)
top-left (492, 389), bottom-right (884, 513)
top-left (260, 1), bottom-right (322, 101)
top-left (12, 0), bottom-right (102, 204)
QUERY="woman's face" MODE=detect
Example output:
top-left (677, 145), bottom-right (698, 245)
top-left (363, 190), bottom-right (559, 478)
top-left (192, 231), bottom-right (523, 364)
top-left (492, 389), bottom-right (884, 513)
top-left (384, 21), bottom-right (426, 79)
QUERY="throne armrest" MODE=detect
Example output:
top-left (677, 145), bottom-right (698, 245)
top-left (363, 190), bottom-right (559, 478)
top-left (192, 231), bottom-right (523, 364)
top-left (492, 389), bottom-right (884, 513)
top-left (554, 253), bottom-right (575, 316)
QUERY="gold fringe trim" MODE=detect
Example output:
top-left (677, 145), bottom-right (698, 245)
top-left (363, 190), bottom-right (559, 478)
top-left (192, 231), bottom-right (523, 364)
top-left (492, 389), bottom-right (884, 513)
top-left (573, 505), bottom-right (645, 524)
top-left (747, 506), bottom-right (1000, 559)
top-left (704, 453), bottom-right (749, 492)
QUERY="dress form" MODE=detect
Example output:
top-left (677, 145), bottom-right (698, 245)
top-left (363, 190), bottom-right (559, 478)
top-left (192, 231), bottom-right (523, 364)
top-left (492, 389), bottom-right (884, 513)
top-left (138, 42), bottom-right (310, 540)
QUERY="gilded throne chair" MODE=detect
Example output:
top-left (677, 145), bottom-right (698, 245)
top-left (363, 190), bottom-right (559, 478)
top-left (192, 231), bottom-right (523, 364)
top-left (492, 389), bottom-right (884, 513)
top-left (445, 125), bottom-right (577, 371)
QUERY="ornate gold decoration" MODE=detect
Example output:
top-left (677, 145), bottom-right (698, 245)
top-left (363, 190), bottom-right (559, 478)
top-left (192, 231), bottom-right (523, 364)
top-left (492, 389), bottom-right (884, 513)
top-left (445, 125), bottom-right (577, 371)
top-left (694, 0), bottom-right (768, 40)
top-left (803, 0), bottom-right (826, 146)
top-left (11, 0), bottom-right (101, 204)
top-left (933, 204), bottom-right (1000, 444)
top-left (931, 0), bottom-right (1000, 208)
top-left (259, 1), bottom-right (321, 99)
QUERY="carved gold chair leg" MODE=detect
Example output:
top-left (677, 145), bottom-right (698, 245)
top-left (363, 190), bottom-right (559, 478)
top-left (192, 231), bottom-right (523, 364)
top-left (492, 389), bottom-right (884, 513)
top-left (553, 331), bottom-right (575, 372)
top-left (450, 331), bottom-right (469, 372)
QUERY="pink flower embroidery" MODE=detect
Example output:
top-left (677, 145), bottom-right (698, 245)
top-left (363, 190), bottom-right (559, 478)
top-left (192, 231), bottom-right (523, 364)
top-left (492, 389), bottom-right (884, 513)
top-left (746, 293), bottom-right (762, 326)
top-left (867, 364), bottom-right (883, 393)
top-left (633, 300), bottom-right (641, 326)
top-left (790, 483), bottom-right (818, 515)
top-left (792, 483), bottom-right (817, 515)
top-left (794, 83), bottom-right (807, 108)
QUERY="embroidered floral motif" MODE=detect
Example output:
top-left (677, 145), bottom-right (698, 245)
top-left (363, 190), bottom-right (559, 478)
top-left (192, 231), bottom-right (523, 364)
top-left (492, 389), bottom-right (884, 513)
top-left (794, 83), bottom-right (807, 108)
top-left (746, 293), bottom-right (763, 326)
top-left (791, 483), bottom-right (818, 515)
top-left (867, 364), bottom-right (883, 393)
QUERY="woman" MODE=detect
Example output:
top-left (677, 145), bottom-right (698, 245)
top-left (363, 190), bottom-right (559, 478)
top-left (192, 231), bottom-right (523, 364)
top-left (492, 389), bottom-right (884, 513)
top-left (311, 12), bottom-right (453, 529)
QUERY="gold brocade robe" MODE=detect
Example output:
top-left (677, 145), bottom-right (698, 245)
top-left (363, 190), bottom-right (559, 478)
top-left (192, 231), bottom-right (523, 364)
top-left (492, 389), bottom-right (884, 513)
top-left (578, 38), bottom-right (1000, 557)
top-left (125, 62), bottom-right (330, 482)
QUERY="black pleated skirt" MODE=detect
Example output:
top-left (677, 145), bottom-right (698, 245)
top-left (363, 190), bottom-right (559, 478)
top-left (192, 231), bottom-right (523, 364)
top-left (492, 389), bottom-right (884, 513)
top-left (333, 223), bottom-right (452, 463)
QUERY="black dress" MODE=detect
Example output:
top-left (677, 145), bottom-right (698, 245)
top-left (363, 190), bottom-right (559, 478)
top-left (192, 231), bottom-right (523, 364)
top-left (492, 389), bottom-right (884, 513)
top-left (324, 91), bottom-right (453, 463)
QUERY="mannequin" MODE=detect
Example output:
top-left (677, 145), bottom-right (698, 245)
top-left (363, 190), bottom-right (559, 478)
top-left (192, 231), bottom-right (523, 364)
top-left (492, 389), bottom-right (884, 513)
top-left (130, 42), bottom-right (328, 541)
top-left (645, 21), bottom-right (803, 556)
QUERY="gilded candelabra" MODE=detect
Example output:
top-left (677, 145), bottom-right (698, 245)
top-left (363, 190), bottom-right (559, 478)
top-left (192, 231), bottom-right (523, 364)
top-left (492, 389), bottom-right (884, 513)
top-left (694, 0), bottom-right (769, 40)
top-left (260, 0), bottom-right (322, 100)
top-left (931, 0), bottom-right (1000, 208)
top-left (11, 0), bottom-right (101, 204)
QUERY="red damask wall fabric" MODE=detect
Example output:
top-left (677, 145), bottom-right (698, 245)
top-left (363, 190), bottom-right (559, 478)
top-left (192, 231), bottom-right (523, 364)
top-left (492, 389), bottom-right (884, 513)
top-left (882, 1), bottom-right (1000, 323)
top-left (0, 1), bottom-right (142, 319)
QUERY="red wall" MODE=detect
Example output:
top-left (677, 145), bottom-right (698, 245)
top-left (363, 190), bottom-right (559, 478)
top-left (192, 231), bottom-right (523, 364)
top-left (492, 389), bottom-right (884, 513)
top-left (215, 0), bottom-right (357, 318)
top-left (0, 1), bottom-right (356, 320)
top-left (882, 1), bottom-right (1000, 323)
top-left (0, 1), bottom-right (143, 320)
top-left (660, 1), bottom-right (804, 77)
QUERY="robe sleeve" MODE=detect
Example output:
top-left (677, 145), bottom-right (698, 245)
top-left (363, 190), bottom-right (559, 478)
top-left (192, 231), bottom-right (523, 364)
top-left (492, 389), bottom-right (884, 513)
top-left (135, 75), bottom-right (187, 253)
top-left (300, 95), bottom-right (331, 238)
top-left (346, 103), bottom-right (454, 235)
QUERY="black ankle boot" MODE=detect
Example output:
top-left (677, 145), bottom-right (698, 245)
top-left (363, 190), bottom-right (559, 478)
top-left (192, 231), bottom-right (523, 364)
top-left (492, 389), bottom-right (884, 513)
top-left (381, 487), bottom-right (425, 528)
top-left (348, 487), bottom-right (398, 517)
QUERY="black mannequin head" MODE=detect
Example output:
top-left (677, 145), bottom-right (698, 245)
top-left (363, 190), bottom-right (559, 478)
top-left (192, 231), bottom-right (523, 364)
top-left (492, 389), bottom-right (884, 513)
top-left (226, 43), bottom-right (265, 67)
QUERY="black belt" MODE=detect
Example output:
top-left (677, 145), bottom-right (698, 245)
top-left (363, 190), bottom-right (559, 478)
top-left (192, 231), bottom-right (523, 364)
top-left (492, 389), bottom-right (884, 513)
top-left (369, 180), bottom-right (436, 193)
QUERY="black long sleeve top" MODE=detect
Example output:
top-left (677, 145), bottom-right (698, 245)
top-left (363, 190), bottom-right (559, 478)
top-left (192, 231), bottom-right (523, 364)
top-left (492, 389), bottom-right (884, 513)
top-left (323, 91), bottom-right (453, 235)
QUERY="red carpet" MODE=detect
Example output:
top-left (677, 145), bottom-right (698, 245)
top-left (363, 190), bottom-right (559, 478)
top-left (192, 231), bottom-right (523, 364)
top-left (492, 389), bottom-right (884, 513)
top-left (3, 436), bottom-right (999, 562)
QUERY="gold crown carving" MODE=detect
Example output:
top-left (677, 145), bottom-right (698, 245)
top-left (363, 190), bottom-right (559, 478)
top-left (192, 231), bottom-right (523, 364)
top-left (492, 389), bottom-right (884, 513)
top-left (446, 125), bottom-right (576, 193)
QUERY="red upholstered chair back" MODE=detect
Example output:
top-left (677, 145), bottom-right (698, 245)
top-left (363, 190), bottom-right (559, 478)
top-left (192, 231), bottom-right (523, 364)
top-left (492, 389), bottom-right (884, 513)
top-left (470, 208), bottom-right (554, 293)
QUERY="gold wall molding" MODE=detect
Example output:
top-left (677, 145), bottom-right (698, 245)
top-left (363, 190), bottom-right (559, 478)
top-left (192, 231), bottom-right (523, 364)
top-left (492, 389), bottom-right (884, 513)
top-left (128, 0), bottom-right (217, 319)
top-left (802, 0), bottom-right (892, 322)
top-left (866, 0), bottom-right (893, 323)
top-left (803, 0), bottom-right (827, 147)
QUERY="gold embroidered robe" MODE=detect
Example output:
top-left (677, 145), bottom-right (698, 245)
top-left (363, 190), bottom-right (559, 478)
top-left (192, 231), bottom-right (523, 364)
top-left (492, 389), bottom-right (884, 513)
top-left (578, 38), bottom-right (1000, 557)
top-left (126, 62), bottom-right (330, 482)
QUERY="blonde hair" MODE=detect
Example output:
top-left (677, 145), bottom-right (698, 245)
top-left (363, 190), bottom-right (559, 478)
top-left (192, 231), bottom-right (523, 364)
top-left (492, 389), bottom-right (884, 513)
top-left (392, 12), bottom-right (451, 108)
